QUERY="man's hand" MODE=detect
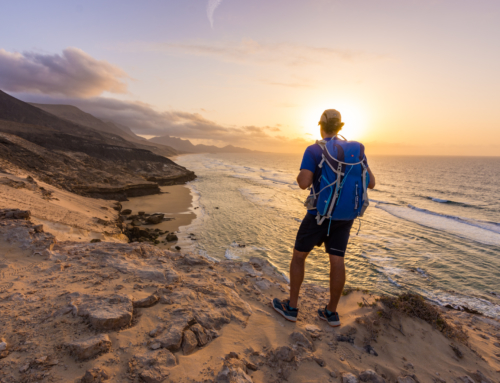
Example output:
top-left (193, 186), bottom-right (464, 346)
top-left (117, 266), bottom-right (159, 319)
top-left (367, 167), bottom-right (376, 189)
top-left (297, 169), bottom-right (314, 190)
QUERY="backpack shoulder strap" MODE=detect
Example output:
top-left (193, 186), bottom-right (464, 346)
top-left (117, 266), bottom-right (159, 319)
top-left (316, 139), bottom-right (327, 150)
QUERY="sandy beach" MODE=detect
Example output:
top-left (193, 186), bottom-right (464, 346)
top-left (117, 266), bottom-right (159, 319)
top-left (120, 185), bottom-right (196, 251)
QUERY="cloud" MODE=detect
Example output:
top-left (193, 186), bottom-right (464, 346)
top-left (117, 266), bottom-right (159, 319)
top-left (18, 93), bottom-right (311, 153)
top-left (261, 79), bottom-right (313, 88)
top-left (0, 48), bottom-right (129, 97)
top-left (126, 38), bottom-right (382, 68)
top-left (207, 0), bottom-right (223, 28)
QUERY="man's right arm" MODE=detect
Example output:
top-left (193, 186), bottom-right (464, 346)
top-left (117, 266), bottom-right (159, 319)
top-left (297, 169), bottom-right (314, 190)
top-left (297, 146), bottom-right (316, 190)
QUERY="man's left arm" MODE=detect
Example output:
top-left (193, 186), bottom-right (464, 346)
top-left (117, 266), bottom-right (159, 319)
top-left (367, 167), bottom-right (376, 189)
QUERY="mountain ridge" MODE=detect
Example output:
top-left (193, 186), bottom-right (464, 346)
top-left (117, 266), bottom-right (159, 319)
top-left (30, 102), bottom-right (178, 158)
top-left (149, 134), bottom-right (262, 154)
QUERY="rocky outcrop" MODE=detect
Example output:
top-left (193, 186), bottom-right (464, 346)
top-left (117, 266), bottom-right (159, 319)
top-left (66, 335), bottom-right (112, 360)
top-left (0, 209), bottom-right (56, 255)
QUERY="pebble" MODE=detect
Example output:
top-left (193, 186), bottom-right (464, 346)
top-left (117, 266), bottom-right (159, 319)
top-left (19, 364), bottom-right (29, 373)
top-left (149, 342), bottom-right (161, 350)
top-left (342, 372), bottom-right (359, 383)
top-left (314, 357), bottom-right (326, 367)
top-left (305, 324), bottom-right (322, 333)
top-left (246, 362), bottom-right (258, 371)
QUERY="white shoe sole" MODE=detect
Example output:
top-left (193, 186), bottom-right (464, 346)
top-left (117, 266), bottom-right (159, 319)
top-left (319, 314), bottom-right (340, 327)
top-left (272, 301), bottom-right (297, 322)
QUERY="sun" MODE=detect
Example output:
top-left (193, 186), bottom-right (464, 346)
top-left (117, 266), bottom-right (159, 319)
top-left (302, 101), bottom-right (368, 141)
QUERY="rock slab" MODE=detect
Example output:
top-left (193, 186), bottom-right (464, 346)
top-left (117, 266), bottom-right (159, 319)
top-left (66, 334), bottom-right (111, 360)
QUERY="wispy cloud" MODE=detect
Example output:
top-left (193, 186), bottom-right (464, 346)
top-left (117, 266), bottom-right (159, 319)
top-left (207, 0), bottom-right (223, 28)
top-left (122, 38), bottom-right (383, 68)
top-left (0, 48), bottom-right (129, 98)
top-left (261, 79), bottom-right (314, 88)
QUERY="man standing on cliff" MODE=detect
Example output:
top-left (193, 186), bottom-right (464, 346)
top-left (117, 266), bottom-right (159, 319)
top-left (272, 109), bottom-right (376, 327)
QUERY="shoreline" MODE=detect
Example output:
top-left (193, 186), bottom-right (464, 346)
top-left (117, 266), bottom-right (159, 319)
top-left (120, 184), bottom-right (197, 251)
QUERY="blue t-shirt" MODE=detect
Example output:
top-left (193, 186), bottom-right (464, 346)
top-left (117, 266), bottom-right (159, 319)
top-left (300, 137), bottom-right (369, 215)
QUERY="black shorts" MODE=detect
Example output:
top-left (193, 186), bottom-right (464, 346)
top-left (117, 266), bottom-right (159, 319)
top-left (294, 214), bottom-right (354, 257)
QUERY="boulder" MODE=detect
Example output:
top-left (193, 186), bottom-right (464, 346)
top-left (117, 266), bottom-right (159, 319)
top-left (73, 294), bottom-right (133, 330)
top-left (182, 329), bottom-right (198, 355)
top-left (166, 233), bottom-right (178, 242)
top-left (158, 326), bottom-right (183, 351)
top-left (133, 349), bottom-right (177, 368)
top-left (131, 350), bottom-right (177, 383)
top-left (147, 214), bottom-right (164, 225)
top-left (359, 370), bottom-right (386, 383)
top-left (121, 209), bottom-right (132, 215)
top-left (80, 367), bottom-right (109, 382)
top-left (133, 294), bottom-right (159, 308)
top-left (66, 334), bottom-right (111, 360)
top-left (190, 324), bottom-right (209, 346)
top-left (342, 373), bottom-right (359, 383)
top-left (216, 358), bottom-right (253, 383)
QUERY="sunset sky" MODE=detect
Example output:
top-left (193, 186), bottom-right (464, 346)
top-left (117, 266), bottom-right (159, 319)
top-left (1, 0), bottom-right (499, 155)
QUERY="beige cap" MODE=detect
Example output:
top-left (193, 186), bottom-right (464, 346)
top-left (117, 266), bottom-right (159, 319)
top-left (319, 109), bottom-right (342, 124)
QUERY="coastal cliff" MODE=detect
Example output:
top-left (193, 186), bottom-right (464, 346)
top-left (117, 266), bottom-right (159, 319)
top-left (0, 91), bottom-right (196, 200)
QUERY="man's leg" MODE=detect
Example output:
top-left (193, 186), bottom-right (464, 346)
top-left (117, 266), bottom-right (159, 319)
top-left (326, 254), bottom-right (345, 313)
top-left (289, 248), bottom-right (310, 308)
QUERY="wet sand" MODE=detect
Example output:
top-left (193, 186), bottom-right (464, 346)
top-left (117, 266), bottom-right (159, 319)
top-left (120, 184), bottom-right (195, 249)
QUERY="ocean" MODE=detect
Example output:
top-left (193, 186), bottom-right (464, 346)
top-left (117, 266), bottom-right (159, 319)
top-left (174, 153), bottom-right (500, 319)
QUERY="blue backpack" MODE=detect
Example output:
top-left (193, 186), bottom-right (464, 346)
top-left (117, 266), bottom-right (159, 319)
top-left (305, 136), bottom-right (370, 224)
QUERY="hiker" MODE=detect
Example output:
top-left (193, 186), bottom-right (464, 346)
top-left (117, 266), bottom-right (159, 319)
top-left (273, 109), bottom-right (376, 327)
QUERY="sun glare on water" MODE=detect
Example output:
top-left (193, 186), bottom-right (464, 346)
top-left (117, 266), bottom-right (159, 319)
top-left (302, 102), bottom-right (368, 142)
